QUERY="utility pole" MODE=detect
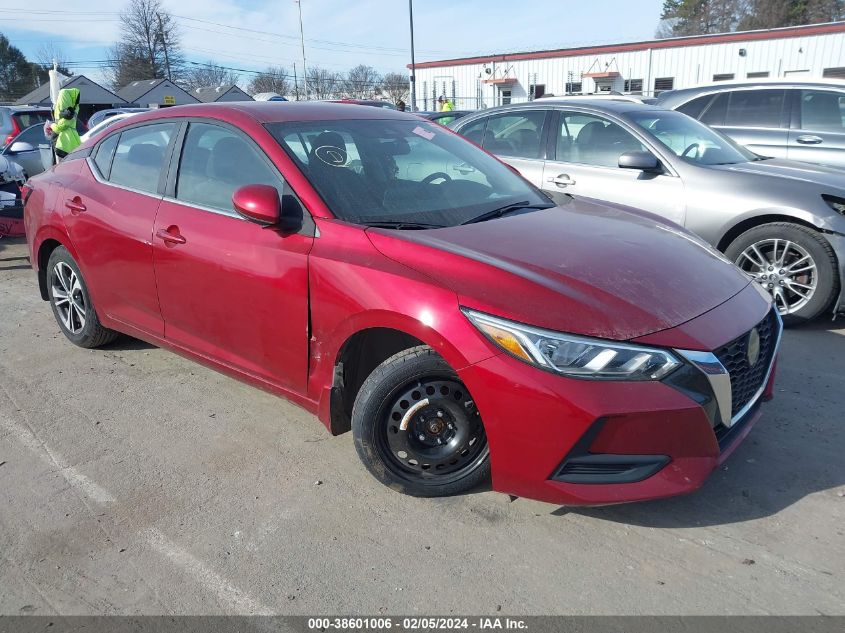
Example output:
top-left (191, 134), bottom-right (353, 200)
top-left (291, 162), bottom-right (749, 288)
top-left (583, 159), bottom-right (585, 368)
top-left (157, 12), bottom-right (172, 81)
top-left (296, 0), bottom-right (308, 99)
top-left (408, 0), bottom-right (417, 111)
top-left (293, 62), bottom-right (300, 101)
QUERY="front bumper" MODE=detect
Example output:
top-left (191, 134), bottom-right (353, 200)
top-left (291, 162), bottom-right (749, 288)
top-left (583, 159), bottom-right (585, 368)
top-left (457, 284), bottom-right (780, 506)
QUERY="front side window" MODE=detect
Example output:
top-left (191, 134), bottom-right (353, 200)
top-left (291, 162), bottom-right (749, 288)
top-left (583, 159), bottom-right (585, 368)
top-left (268, 119), bottom-right (549, 227)
top-left (481, 111), bottom-right (546, 159)
top-left (108, 123), bottom-right (175, 193)
top-left (799, 90), bottom-right (845, 133)
top-left (628, 110), bottom-right (757, 165)
top-left (677, 94), bottom-right (714, 120)
top-left (557, 112), bottom-right (647, 168)
top-left (725, 89), bottom-right (785, 128)
top-left (176, 122), bottom-right (284, 213)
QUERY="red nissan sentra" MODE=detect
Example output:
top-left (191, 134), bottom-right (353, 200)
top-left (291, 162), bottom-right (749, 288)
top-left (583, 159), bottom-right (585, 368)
top-left (23, 102), bottom-right (782, 505)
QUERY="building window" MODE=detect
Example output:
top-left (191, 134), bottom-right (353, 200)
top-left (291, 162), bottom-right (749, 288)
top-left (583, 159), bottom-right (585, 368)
top-left (624, 79), bottom-right (643, 93)
top-left (713, 73), bottom-right (735, 81)
top-left (530, 83), bottom-right (545, 99)
top-left (747, 71), bottom-right (770, 79)
top-left (823, 67), bottom-right (845, 79)
top-left (565, 81), bottom-right (582, 93)
top-left (654, 77), bottom-right (674, 92)
top-left (500, 90), bottom-right (511, 106)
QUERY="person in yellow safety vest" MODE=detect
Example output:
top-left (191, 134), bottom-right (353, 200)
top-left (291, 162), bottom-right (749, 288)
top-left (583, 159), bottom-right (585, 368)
top-left (50, 87), bottom-right (82, 159)
top-left (437, 95), bottom-right (454, 112)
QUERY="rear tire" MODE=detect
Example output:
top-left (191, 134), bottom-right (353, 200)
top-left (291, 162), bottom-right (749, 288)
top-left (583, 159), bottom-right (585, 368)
top-left (725, 222), bottom-right (839, 325)
top-left (46, 246), bottom-right (119, 348)
top-left (352, 346), bottom-right (490, 497)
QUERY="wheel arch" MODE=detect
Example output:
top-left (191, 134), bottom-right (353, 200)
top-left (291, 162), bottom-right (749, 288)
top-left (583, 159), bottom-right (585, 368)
top-left (716, 212), bottom-right (823, 253)
top-left (35, 229), bottom-right (78, 301)
top-left (317, 311), bottom-right (485, 436)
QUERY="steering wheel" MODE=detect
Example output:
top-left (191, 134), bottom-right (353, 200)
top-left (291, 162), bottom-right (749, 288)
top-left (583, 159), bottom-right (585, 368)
top-left (681, 142), bottom-right (700, 158)
top-left (422, 172), bottom-right (452, 185)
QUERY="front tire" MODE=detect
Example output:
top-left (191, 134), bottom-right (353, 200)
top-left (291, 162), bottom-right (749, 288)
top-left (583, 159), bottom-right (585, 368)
top-left (352, 346), bottom-right (490, 497)
top-left (725, 222), bottom-right (839, 325)
top-left (46, 246), bottom-right (119, 348)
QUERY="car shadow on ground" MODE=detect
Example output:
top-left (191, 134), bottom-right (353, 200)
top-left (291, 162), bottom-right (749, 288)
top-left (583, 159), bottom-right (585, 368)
top-left (100, 337), bottom-right (158, 352)
top-left (556, 323), bottom-right (845, 528)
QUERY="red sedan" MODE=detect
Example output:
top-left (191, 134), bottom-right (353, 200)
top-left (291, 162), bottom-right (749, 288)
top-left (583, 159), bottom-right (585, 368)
top-left (23, 102), bottom-right (781, 505)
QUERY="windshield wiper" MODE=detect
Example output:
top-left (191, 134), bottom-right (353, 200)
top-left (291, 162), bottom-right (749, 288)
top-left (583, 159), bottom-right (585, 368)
top-left (460, 201), bottom-right (554, 225)
top-left (365, 221), bottom-right (445, 230)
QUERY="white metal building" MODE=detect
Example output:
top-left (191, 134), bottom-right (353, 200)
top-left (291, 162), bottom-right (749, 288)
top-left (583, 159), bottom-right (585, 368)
top-left (409, 22), bottom-right (845, 110)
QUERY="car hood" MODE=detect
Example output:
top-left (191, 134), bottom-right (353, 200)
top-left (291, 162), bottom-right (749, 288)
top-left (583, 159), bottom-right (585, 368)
top-left (366, 199), bottom-right (751, 341)
top-left (708, 158), bottom-right (845, 189)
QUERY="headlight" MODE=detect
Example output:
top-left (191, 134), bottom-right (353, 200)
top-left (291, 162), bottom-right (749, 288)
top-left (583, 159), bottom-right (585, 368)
top-left (462, 308), bottom-right (681, 381)
top-left (823, 194), bottom-right (845, 216)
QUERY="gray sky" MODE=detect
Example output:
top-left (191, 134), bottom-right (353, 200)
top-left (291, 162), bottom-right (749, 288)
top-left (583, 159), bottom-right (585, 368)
top-left (1, 0), bottom-right (666, 83)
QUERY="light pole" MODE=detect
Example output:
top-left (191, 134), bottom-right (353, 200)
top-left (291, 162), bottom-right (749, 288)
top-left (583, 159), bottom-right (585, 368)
top-left (408, 0), bottom-right (417, 111)
top-left (296, 0), bottom-right (308, 99)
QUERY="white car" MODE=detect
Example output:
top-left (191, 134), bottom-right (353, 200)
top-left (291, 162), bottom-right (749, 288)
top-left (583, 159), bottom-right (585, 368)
top-left (80, 112), bottom-right (140, 143)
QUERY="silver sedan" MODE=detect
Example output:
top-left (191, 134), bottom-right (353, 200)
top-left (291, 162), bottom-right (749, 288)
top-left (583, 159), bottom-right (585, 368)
top-left (451, 100), bottom-right (845, 324)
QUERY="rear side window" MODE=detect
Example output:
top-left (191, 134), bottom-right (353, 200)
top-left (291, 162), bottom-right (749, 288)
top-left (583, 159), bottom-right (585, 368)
top-left (93, 133), bottom-right (119, 179)
top-left (108, 123), bottom-right (175, 194)
top-left (13, 111), bottom-right (51, 129)
top-left (480, 111), bottom-right (547, 159)
top-left (724, 90), bottom-right (786, 128)
top-left (799, 90), bottom-right (845, 132)
top-left (176, 122), bottom-right (282, 214)
top-left (676, 95), bottom-right (714, 119)
top-left (457, 118), bottom-right (486, 146)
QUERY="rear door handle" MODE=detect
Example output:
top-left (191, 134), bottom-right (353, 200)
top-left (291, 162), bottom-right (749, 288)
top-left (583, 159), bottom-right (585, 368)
top-left (796, 135), bottom-right (823, 145)
top-left (156, 227), bottom-right (186, 245)
top-left (547, 174), bottom-right (576, 187)
top-left (65, 197), bottom-right (86, 214)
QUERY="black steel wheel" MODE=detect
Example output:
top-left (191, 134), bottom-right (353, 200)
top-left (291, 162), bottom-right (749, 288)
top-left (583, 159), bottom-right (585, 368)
top-left (352, 346), bottom-right (490, 497)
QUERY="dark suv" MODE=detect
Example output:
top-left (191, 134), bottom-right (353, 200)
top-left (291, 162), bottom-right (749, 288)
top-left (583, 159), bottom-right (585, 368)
top-left (657, 81), bottom-right (845, 168)
top-left (0, 106), bottom-right (52, 149)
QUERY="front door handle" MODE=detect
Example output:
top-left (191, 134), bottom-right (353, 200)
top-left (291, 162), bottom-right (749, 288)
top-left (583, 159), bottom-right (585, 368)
top-left (156, 226), bottom-right (186, 245)
top-left (547, 174), bottom-right (576, 187)
top-left (796, 135), bottom-right (823, 145)
top-left (65, 197), bottom-right (86, 214)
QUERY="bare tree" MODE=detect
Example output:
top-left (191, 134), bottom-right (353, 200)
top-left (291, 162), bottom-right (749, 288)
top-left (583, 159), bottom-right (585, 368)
top-left (379, 72), bottom-right (409, 106)
top-left (248, 66), bottom-right (291, 96)
top-left (182, 62), bottom-right (239, 90)
top-left (107, 0), bottom-right (183, 87)
top-left (307, 66), bottom-right (342, 100)
top-left (739, 0), bottom-right (843, 29)
top-left (35, 42), bottom-right (72, 75)
top-left (342, 64), bottom-right (382, 99)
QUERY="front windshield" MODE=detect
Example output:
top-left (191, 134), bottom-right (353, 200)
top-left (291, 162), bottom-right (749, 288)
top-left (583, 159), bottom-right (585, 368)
top-left (627, 110), bottom-right (757, 165)
top-left (267, 119), bottom-right (551, 227)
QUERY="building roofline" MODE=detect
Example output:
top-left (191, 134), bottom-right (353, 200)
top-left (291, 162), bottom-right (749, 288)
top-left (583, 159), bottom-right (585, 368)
top-left (408, 21), bottom-right (845, 70)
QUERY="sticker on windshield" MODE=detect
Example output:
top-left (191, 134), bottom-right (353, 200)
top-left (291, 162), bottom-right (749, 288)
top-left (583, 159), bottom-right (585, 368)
top-left (314, 145), bottom-right (348, 166)
top-left (412, 126), bottom-right (435, 141)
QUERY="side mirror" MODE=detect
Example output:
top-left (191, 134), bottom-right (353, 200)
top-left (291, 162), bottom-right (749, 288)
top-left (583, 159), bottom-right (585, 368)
top-left (8, 141), bottom-right (35, 154)
top-left (618, 151), bottom-right (660, 172)
top-left (232, 184), bottom-right (302, 232)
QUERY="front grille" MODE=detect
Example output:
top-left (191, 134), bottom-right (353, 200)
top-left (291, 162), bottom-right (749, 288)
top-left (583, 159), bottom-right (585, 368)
top-left (714, 309), bottom-right (779, 417)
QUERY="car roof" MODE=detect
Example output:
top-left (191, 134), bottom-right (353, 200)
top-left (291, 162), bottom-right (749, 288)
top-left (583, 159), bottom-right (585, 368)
top-left (1, 105), bottom-right (51, 112)
top-left (658, 78), bottom-right (845, 102)
top-left (469, 100), bottom-right (666, 115)
top-left (123, 101), bottom-right (412, 126)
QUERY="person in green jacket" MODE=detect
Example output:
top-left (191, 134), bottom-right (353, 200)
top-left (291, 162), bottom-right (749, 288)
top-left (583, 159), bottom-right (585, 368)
top-left (437, 95), bottom-right (454, 112)
top-left (50, 87), bottom-right (81, 159)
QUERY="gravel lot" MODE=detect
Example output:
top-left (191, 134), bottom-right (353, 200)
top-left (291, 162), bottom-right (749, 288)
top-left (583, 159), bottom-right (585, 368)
top-left (1, 235), bottom-right (843, 616)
